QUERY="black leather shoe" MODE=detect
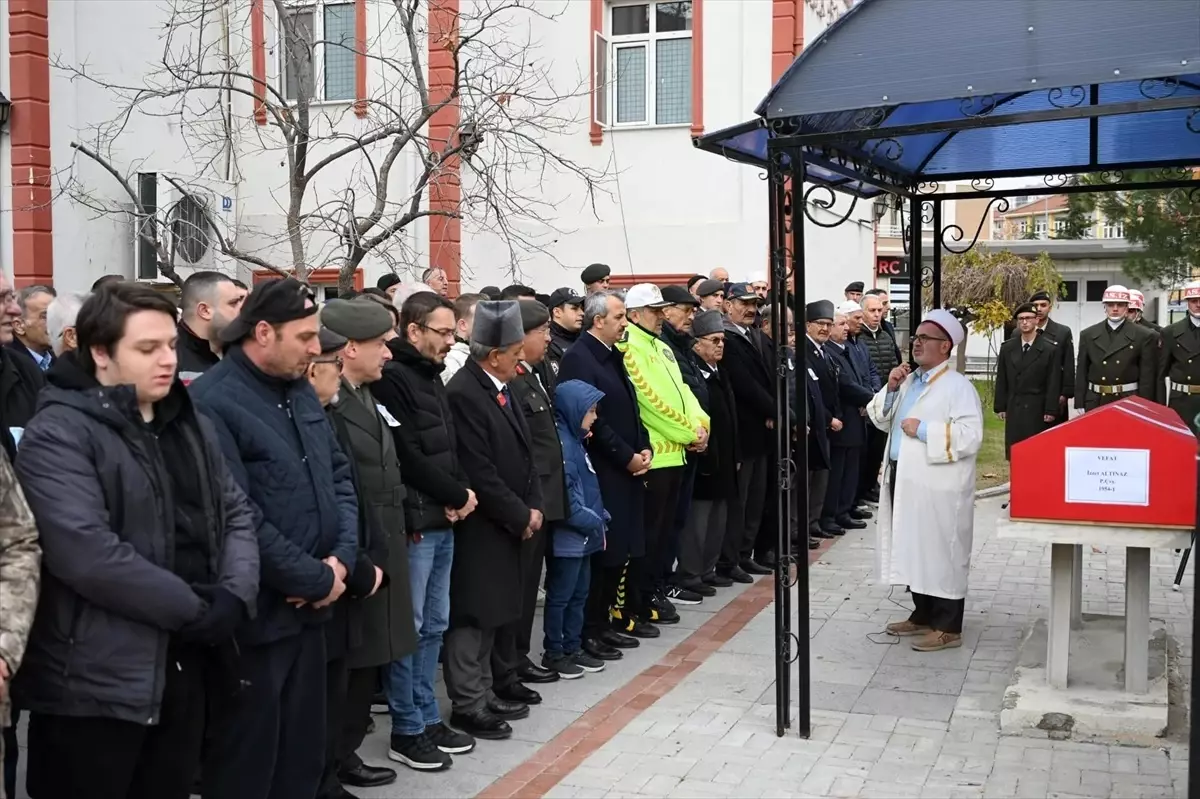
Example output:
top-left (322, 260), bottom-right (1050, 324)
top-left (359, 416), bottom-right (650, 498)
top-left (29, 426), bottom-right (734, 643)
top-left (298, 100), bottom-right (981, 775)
top-left (849, 508), bottom-right (873, 520)
top-left (486, 697), bottom-right (530, 720)
top-left (809, 538), bottom-right (820, 550)
top-left (449, 708), bottom-right (512, 740)
top-left (517, 662), bottom-right (560, 684)
top-left (836, 515), bottom-right (867, 530)
top-left (622, 619), bottom-right (660, 638)
top-left (703, 572), bottom-right (734, 588)
top-left (583, 637), bottom-right (623, 660)
top-left (755, 551), bottom-right (778, 569)
top-left (339, 763), bottom-right (398, 788)
top-left (810, 526), bottom-right (833, 539)
top-left (598, 629), bottom-right (639, 649)
top-left (679, 579), bottom-right (717, 597)
top-left (494, 682), bottom-right (541, 705)
top-left (740, 558), bottom-right (771, 575)
top-left (724, 565), bottom-right (753, 584)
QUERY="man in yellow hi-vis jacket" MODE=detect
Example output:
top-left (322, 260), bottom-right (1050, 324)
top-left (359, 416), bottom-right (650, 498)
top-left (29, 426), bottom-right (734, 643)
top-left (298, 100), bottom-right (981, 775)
top-left (617, 284), bottom-right (710, 627)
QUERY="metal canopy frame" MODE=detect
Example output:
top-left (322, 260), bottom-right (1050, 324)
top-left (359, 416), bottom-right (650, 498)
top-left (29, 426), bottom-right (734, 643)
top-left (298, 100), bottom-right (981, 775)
top-left (693, 1), bottom-right (1200, 773)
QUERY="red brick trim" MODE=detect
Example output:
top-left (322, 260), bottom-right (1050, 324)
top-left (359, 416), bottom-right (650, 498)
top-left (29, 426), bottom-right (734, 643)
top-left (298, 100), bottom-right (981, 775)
top-left (9, 0), bottom-right (54, 287)
top-left (689, 0), bottom-right (704, 136)
top-left (427, 0), bottom-right (461, 294)
top-left (353, 0), bottom-right (368, 118)
top-left (588, 0), bottom-right (603, 146)
top-left (252, 267), bottom-right (364, 290)
top-left (607, 272), bottom-right (692, 289)
top-left (250, 0), bottom-right (268, 125)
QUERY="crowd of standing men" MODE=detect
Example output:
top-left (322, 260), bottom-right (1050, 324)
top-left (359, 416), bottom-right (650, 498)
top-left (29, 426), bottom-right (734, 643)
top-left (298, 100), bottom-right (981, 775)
top-left (0, 261), bottom-right (880, 799)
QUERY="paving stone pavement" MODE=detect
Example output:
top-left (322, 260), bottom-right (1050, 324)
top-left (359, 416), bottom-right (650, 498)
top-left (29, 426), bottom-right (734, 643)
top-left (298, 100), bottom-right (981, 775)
top-left (545, 496), bottom-right (1194, 799)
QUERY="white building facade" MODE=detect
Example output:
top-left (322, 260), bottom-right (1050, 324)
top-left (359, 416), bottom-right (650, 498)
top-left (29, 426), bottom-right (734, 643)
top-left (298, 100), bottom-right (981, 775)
top-left (0, 0), bottom-right (871, 299)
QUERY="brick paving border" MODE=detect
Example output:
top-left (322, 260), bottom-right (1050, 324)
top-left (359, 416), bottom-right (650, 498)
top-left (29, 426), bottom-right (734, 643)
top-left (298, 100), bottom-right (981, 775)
top-left (477, 538), bottom-right (836, 799)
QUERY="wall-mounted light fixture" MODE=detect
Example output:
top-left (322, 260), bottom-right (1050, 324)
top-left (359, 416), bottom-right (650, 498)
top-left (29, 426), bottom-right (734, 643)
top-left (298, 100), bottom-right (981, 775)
top-left (0, 92), bottom-right (11, 129)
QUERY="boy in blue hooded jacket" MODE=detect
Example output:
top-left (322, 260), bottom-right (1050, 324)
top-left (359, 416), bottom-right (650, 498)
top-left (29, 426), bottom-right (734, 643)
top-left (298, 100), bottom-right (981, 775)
top-left (544, 380), bottom-right (612, 679)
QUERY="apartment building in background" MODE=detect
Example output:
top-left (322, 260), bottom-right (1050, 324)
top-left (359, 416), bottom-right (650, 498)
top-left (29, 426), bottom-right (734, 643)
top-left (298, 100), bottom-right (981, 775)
top-left (0, 0), bottom-right (872, 299)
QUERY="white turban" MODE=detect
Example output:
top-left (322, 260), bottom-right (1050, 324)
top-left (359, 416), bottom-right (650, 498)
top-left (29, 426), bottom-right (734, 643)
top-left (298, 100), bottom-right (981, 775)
top-left (837, 300), bottom-right (862, 316)
top-left (922, 308), bottom-right (965, 346)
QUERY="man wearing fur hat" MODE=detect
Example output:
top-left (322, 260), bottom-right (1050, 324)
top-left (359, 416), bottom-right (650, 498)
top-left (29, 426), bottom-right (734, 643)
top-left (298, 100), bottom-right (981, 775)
top-left (867, 309), bottom-right (983, 652)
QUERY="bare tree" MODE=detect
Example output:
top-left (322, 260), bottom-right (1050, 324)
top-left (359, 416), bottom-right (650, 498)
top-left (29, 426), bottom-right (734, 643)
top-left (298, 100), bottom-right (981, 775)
top-left (56, 0), bottom-right (609, 291)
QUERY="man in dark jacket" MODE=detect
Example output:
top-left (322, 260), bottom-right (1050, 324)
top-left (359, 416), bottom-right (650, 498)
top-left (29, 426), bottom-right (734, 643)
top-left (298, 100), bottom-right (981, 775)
top-left (558, 290), bottom-right (653, 655)
top-left (546, 287), bottom-right (584, 377)
top-left (371, 291), bottom-right (478, 770)
top-left (445, 301), bottom-right (544, 741)
top-left (995, 303), bottom-right (1062, 459)
top-left (190, 278), bottom-right (359, 799)
top-left (177, 271), bottom-right (249, 384)
top-left (14, 283), bottom-right (260, 799)
top-left (0, 272), bottom-right (44, 462)
top-left (9, 285), bottom-right (55, 372)
top-left (680, 311), bottom-right (739, 590)
top-left (1030, 290), bottom-right (1075, 423)
top-left (498, 301), bottom-right (568, 691)
top-left (821, 309), bottom-right (877, 533)
top-left (721, 283), bottom-right (773, 580)
top-left (805, 301), bottom-right (843, 539)
top-left (319, 299), bottom-right (417, 793)
top-left (858, 291), bottom-right (902, 505)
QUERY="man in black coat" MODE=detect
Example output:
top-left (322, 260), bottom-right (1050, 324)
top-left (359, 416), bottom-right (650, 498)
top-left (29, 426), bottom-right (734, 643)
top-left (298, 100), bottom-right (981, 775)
top-left (558, 290), bottom-right (654, 653)
top-left (721, 283), bottom-right (774, 580)
top-left (14, 284), bottom-right (260, 799)
top-left (445, 301), bottom-right (545, 742)
top-left (804, 300), bottom-right (843, 539)
top-left (821, 308), bottom-right (876, 533)
top-left (545, 287), bottom-right (584, 378)
top-left (9, 285), bottom-right (55, 372)
top-left (494, 300), bottom-right (567, 695)
top-left (191, 279), bottom-right (359, 799)
top-left (177, 271), bottom-right (249, 384)
top-left (371, 292), bottom-right (479, 769)
top-left (995, 303), bottom-right (1062, 459)
top-left (1030, 290), bottom-right (1075, 423)
top-left (0, 272), bottom-right (44, 462)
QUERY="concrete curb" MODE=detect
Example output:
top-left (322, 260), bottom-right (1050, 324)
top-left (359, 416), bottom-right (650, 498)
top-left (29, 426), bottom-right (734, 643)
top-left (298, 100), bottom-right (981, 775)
top-left (976, 482), bottom-right (1011, 499)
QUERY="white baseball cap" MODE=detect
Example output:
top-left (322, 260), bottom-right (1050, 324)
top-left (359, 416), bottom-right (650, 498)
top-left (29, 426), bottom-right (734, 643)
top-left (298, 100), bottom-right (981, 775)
top-left (837, 300), bottom-right (863, 315)
top-left (624, 283), bottom-right (672, 310)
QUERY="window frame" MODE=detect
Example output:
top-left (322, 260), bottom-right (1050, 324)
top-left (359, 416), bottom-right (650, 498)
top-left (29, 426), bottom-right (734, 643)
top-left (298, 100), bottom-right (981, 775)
top-left (604, 0), bottom-right (694, 130)
top-left (277, 0), bottom-right (358, 105)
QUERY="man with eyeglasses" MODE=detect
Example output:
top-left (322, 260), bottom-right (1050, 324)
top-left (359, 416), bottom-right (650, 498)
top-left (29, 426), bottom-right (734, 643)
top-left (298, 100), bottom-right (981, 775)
top-left (868, 309), bottom-right (983, 653)
top-left (371, 291), bottom-right (480, 771)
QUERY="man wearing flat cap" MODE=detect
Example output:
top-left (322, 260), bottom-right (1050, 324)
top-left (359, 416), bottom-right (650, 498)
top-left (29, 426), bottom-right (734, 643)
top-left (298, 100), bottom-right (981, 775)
top-left (444, 301), bottom-right (545, 741)
top-left (1028, 289), bottom-right (1075, 423)
top-left (546, 287), bottom-right (584, 376)
top-left (492, 300), bottom-right (568, 697)
top-left (192, 278), bottom-right (360, 799)
top-left (694, 279), bottom-right (725, 311)
top-left (994, 303), bottom-right (1061, 460)
top-left (844, 282), bottom-right (864, 304)
top-left (867, 309), bottom-right (983, 653)
top-left (804, 300), bottom-right (844, 539)
top-left (581, 263), bottom-right (611, 295)
top-left (319, 298), bottom-right (418, 792)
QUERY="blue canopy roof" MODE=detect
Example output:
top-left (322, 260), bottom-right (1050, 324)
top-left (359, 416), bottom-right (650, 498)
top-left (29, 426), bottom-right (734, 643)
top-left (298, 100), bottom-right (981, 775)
top-left (694, 0), bottom-right (1200, 197)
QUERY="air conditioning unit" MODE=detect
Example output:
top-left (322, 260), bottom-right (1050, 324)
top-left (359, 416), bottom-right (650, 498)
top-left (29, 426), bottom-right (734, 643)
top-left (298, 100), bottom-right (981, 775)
top-left (134, 172), bottom-right (240, 282)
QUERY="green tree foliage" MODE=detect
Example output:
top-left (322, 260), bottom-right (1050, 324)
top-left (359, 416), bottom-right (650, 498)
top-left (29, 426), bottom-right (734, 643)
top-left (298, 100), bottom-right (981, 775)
top-left (1075, 170), bottom-right (1200, 288)
top-left (1055, 178), bottom-right (1094, 239)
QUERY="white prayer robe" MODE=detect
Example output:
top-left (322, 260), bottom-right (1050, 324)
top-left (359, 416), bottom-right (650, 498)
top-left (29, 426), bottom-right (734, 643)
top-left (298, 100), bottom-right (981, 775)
top-left (866, 361), bottom-right (984, 599)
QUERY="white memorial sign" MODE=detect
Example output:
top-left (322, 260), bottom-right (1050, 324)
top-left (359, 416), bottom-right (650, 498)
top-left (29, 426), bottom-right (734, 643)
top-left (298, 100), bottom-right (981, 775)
top-left (1064, 447), bottom-right (1150, 506)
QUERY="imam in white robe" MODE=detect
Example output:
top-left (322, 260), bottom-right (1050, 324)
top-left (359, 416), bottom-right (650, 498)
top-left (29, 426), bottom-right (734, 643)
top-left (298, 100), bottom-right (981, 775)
top-left (866, 361), bottom-right (984, 600)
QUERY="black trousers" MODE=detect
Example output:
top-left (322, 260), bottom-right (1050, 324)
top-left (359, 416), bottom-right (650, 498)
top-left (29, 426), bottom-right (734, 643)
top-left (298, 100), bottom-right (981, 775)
top-left (640, 467), bottom-right (684, 598)
top-left (859, 427), bottom-right (888, 500)
top-left (319, 660), bottom-right (377, 798)
top-left (822, 446), bottom-right (860, 523)
top-left (909, 591), bottom-right (966, 634)
top-left (493, 524), bottom-right (550, 688)
top-left (26, 645), bottom-right (207, 799)
top-left (582, 551), bottom-right (612, 636)
top-left (202, 627), bottom-right (327, 799)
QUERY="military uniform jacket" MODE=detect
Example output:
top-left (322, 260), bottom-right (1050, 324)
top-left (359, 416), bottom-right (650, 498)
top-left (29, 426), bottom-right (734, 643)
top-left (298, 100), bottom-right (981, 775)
top-left (1158, 317), bottom-right (1200, 436)
top-left (1037, 318), bottom-right (1076, 405)
top-left (1074, 320), bottom-right (1156, 411)
top-left (995, 335), bottom-right (1062, 458)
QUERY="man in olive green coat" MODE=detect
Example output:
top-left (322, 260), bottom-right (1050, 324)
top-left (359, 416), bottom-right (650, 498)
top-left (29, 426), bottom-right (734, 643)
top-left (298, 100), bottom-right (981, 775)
top-left (321, 298), bottom-right (418, 795)
top-left (1158, 280), bottom-right (1200, 437)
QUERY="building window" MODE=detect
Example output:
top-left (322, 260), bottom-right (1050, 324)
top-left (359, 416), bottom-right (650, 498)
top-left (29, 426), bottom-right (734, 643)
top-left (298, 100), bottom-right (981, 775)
top-left (1034, 218), bottom-right (1047, 239)
top-left (1102, 220), bottom-right (1125, 239)
top-left (281, 2), bottom-right (356, 102)
top-left (601, 1), bottom-right (693, 127)
top-left (1086, 280), bottom-right (1109, 302)
top-left (1059, 280), bottom-right (1078, 302)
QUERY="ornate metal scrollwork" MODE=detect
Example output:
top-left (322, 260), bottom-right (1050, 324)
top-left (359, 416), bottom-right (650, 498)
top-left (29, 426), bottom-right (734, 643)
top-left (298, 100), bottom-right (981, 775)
top-left (901, 223), bottom-right (912, 255)
top-left (970, 177), bottom-right (996, 192)
top-left (1152, 166), bottom-right (1192, 182)
top-left (1047, 85), bottom-right (1086, 109)
top-left (1097, 170), bottom-right (1126, 184)
top-left (781, 186), bottom-right (795, 233)
top-left (941, 197), bottom-right (1011, 254)
top-left (1187, 108), bottom-right (1200, 134)
top-left (780, 631), bottom-right (801, 663)
top-left (852, 106), bottom-right (888, 130)
top-left (801, 184), bottom-right (861, 229)
top-left (915, 181), bottom-right (941, 195)
top-left (869, 138), bottom-right (904, 162)
top-left (768, 150), bottom-right (791, 186)
top-left (778, 554), bottom-right (798, 590)
top-left (920, 265), bottom-right (935, 289)
top-left (1188, 185), bottom-right (1200, 205)
top-left (767, 116), bottom-right (804, 137)
top-left (959, 94), bottom-right (998, 118)
top-left (1139, 77), bottom-right (1180, 100)
top-left (1043, 174), bottom-right (1071, 188)
top-left (920, 200), bottom-right (935, 226)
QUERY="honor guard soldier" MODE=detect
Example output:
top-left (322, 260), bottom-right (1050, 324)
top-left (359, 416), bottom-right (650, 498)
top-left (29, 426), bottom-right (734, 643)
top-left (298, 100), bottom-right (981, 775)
top-left (1158, 280), bottom-right (1200, 436)
top-left (1075, 285), bottom-right (1157, 412)
top-left (1128, 289), bottom-right (1163, 377)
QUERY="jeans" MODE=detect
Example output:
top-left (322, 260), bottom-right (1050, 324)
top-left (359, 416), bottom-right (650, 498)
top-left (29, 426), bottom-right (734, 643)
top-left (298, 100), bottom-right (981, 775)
top-left (387, 529), bottom-right (453, 737)
top-left (543, 555), bottom-right (592, 656)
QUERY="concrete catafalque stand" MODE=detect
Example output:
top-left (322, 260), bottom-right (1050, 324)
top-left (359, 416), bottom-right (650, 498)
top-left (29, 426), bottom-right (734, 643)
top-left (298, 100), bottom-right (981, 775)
top-left (996, 517), bottom-right (1189, 744)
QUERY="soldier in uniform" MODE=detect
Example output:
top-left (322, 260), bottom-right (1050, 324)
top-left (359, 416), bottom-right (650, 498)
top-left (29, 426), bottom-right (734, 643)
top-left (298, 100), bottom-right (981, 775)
top-left (1128, 289), bottom-right (1163, 377)
top-left (1158, 280), bottom-right (1200, 436)
top-left (1029, 290), bottom-right (1075, 423)
top-left (0, 449), bottom-right (39, 799)
top-left (994, 303), bottom-right (1062, 458)
top-left (1075, 285), bottom-right (1157, 412)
